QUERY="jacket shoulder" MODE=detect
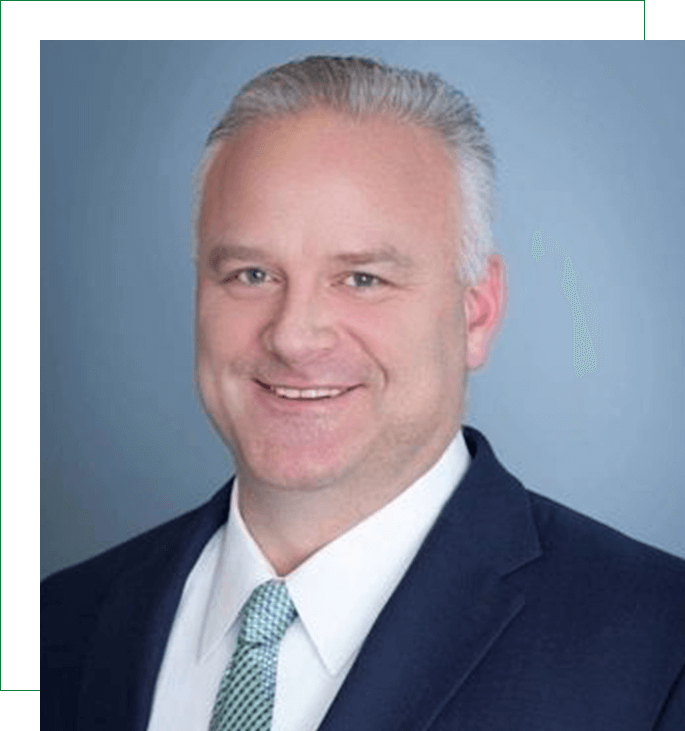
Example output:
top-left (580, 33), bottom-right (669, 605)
top-left (527, 488), bottom-right (685, 594)
top-left (41, 483), bottom-right (232, 672)
top-left (43, 484), bottom-right (227, 592)
top-left (521, 489), bottom-right (685, 680)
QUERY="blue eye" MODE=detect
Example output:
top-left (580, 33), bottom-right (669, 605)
top-left (348, 272), bottom-right (381, 288)
top-left (237, 268), bottom-right (269, 285)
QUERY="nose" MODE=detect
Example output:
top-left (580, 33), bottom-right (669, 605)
top-left (261, 281), bottom-right (339, 366)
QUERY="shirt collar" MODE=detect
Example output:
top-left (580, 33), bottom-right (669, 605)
top-left (200, 430), bottom-right (470, 672)
top-left (199, 484), bottom-right (276, 659)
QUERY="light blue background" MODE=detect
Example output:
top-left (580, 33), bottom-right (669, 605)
top-left (41, 41), bottom-right (685, 578)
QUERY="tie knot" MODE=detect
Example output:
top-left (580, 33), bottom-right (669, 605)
top-left (239, 580), bottom-right (297, 646)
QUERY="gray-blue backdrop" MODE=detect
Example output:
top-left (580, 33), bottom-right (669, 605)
top-left (41, 41), bottom-right (685, 579)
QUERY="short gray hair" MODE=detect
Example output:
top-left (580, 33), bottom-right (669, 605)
top-left (202, 56), bottom-right (496, 284)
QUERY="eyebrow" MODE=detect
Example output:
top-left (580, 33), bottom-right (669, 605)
top-left (208, 243), bottom-right (273, 272)
top-left (207, 242), bottom-right (415, 272)
top-left (332, 246), bottom-right (415, 269)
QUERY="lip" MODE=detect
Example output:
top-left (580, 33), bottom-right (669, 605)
top-left (253, 379), bottom-right (360, 406)
top-left (254, 378), bottom-right (359, 398)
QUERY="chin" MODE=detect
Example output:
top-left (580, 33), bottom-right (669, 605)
top-left (238, 438), bottom-right (365, 493)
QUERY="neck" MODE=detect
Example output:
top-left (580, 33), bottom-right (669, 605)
top-left (238, 486), bottom-right (370, 575)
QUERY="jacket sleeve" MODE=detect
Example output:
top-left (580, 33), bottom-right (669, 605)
top-left (654, 662), bottom-right (685, 730)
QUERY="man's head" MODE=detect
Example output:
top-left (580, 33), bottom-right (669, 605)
top-left (194, 57), bottom-right (504, 505)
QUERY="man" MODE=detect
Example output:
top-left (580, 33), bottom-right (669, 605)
top-left (42, 56), bottom-right (685, 730)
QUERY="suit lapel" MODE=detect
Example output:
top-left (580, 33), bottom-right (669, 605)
top-left (318, 428), bottom-right (542, 731)
top-left (75, 483), bottom-right (233, 731)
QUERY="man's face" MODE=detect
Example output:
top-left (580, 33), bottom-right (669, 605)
top-left (196, 109), bottom-right (475, 497)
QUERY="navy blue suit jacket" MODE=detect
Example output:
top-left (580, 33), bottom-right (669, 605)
top-left (42, 428), bottom-right (685, 729)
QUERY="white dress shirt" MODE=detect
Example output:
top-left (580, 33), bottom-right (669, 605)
top-left (147, 430), bottom-right (470, 731)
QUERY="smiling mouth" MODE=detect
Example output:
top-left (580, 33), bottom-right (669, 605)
top-left (256, 380), bottom-right (356, 401)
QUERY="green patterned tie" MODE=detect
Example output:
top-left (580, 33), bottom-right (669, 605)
top-left (209, 581), bottom-right (297, 731)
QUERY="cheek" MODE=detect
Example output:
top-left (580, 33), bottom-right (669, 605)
top-left (196, 295), bottom-right (261, 426)
top-left (398, 302), bottom-right (466, 398)
top-left (348, 297), bottom-right (464, 391)
top-left (197, 289), bottom-right (266, 362)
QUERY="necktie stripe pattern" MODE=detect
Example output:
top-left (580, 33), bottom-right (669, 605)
top-left (210, 581), bottom-right (297, 731)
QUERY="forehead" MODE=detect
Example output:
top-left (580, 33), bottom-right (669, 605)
top-left (198, 109), bottom-right (459, 255)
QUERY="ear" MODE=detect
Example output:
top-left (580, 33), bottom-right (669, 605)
top-left (464, 255), bottom-right (507, 370)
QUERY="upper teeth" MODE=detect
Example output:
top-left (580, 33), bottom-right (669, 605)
top-left (271, 386), bottom-right (345, 400)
